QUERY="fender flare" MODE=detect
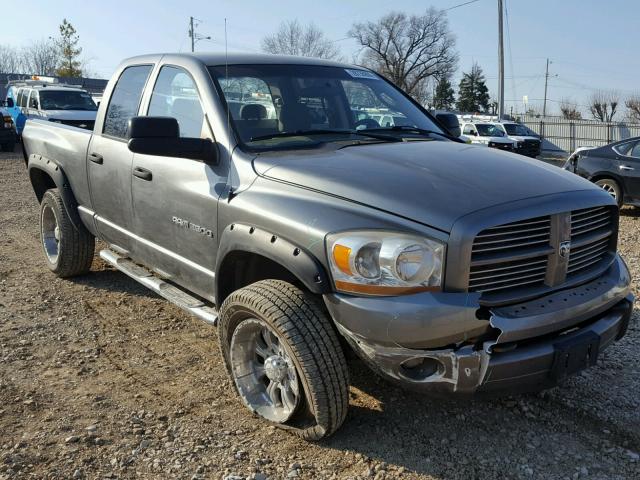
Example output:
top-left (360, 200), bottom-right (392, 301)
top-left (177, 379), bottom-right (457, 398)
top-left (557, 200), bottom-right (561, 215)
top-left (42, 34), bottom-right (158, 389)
top-left (27, 154), bottom-right (83, 230)
top-left (215, 223), bottom-right (331, 301)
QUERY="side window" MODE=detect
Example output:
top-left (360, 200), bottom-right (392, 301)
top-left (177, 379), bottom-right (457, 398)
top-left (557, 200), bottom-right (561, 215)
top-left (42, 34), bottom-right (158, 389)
top-left (29, 91), bottom-right (39, 109)
top-left (148, 66), bottom-right (205, 138)
top-left (630, 142), bottom-right (640, 159)
top-left (15, 89), bottom-right (23, 106)
top-left (103, 65), bottom-right (152, 139)
top-left (614, 141), bottom-right (636, 157)
top-left (463, 124), bottom-right (475, 135)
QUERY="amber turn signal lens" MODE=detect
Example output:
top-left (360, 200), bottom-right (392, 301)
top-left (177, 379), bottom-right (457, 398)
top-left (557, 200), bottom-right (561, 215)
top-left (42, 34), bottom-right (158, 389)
top-left (333, 244), bottom-right (352, 275)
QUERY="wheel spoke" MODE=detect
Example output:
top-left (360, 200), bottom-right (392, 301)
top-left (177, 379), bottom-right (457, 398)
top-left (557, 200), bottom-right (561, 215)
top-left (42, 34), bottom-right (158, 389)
top-left (266, 380), bottom-right (280, 406)
top-left (280, 381), bottom-right (297, 412)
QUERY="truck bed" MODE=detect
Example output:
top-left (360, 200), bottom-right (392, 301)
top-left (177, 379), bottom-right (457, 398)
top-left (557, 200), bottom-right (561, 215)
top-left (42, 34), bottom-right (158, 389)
top-left (22, 119), bottom-right (93, 209)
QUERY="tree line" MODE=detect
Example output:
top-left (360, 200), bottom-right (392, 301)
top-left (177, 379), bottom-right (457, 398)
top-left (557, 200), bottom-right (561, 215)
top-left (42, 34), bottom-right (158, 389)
top-left (261, 11), bottom-right (491, 114)
top-left (0, 19), bottom-right (85, 78)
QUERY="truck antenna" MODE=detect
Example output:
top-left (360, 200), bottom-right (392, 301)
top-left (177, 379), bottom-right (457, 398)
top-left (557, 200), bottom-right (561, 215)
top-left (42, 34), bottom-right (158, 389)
top-left (225, 18), bottom-right (232, 180)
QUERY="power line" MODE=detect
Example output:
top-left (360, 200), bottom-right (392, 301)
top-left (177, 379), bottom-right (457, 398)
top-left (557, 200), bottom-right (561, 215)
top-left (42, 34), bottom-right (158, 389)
top-left (445, 0), bottom-right (484, 11)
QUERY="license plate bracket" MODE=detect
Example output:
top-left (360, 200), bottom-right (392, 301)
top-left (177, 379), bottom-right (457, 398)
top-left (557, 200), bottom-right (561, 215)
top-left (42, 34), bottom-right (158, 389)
top-left (550, 331), bottom-right (600, 380)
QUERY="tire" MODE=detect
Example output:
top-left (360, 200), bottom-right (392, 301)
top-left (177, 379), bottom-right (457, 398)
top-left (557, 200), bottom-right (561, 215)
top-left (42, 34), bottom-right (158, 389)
top-left (218, 280), bottom-right (349, 441)
top-left (40, 188), bottom-right (95, 277)
top-left (594, 178), bottom-right (623, 207)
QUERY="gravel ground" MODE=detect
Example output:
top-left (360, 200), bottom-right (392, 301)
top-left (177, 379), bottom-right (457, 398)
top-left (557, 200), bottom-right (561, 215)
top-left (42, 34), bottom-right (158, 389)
top-left (1, 148), bottom-right (639, 480)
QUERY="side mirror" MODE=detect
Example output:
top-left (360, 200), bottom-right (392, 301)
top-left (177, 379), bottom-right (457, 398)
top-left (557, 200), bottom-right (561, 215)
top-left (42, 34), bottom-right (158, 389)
top-left (127, 116), bottom-right (219, 164)
top-left (470, 131), bottom-right (477, 136)
top-left (5, 98), bottom-right (13, 108)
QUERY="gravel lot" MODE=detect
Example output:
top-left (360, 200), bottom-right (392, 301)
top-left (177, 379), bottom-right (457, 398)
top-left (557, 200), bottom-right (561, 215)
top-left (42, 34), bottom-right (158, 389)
top-left (1, 147), bottom-right (639, 480)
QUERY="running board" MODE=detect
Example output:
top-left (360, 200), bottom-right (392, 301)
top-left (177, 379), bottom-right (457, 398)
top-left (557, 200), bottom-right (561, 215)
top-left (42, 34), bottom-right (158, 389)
top-left (99, 249), bottom-right (218, 326)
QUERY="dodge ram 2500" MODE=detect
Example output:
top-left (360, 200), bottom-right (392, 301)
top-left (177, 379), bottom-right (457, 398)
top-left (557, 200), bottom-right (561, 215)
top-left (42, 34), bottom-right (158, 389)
top-left (21, 53), bottom-right (634, 440)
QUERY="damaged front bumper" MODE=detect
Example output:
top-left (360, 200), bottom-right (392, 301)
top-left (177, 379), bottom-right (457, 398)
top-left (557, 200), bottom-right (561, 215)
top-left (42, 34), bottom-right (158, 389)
top-left (324, 255), bottom-right (633, 394)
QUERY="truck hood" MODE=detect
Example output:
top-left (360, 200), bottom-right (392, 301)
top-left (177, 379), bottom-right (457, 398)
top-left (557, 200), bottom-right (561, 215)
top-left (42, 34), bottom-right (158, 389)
top-left (253, 141), bottom-right (596, 232)
top-left (42, 110), bottom-right (97, 121)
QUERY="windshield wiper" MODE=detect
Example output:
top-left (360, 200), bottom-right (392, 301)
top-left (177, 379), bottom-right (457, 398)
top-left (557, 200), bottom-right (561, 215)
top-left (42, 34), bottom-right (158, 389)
top-left (250, 129), bottom-right (401, 143)
top-left (369, 126), bottom-right (460, 141)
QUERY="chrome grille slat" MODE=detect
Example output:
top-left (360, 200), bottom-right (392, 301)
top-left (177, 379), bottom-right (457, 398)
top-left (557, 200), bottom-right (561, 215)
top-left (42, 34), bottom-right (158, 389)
top-left (571, 210), bottom-right (609, 225)
top-left (471, 276), bottom-right (547, 293)
top-left (483, 218), bottom-right (549, 231)
top-left (472, 238), bottom-right (550, 254)
top-left (569, 245), bottom-right (608, 263)
top-left (473, 231), bottom-right (550, 246)
top-left (474, 226), bottom-right (551, 238)
top-left (568, 256), bottom-right (606, 274)
top-left (470, 264), bottom-right (547, 282)
top-left (470, 258), bottom-right (547, 275)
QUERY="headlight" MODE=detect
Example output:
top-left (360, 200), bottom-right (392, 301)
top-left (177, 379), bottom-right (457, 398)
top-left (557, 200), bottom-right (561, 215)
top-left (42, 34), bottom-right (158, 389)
top-left (326, 231), bottom-right (445, 296)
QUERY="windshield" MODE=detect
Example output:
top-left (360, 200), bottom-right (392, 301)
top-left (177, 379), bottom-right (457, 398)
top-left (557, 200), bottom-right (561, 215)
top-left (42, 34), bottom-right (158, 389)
top-left (208, 64), bottom-right (444, 150)
top-left (39, 90), bottom-right (97, 111)
top-left (476, 124), bottom-right (505, 137)
top-left (503, 123), bottom-right (530, 136)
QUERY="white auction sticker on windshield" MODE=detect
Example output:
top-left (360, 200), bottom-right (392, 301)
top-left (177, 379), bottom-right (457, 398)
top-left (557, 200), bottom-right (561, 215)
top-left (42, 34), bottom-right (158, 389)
top-left (345, 69), bottom-right (379, 80)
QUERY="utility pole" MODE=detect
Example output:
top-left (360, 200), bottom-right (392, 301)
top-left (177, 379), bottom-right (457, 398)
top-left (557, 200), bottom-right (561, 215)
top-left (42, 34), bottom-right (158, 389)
top-left (189, 16), bottom-right (195, 53)
top-left (543, 58), bottom-right (549, 117)
top-left (188, 16), bottom-right (211, 53)
top-left (497, 0), bottom-right (504, 119)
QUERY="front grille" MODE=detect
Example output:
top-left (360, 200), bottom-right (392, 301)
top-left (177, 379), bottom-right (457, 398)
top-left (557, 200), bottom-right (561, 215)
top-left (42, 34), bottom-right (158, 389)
top-left (469, 216), bottom-right (551, 293)
top-left (518, 139), bottom-right (541, 157)
top-left (468, 206), bottom-right (615, 296)
top-left (568, 206), bottom-right (613, 276)
top-left (488, 141), bottom-right (513, 151)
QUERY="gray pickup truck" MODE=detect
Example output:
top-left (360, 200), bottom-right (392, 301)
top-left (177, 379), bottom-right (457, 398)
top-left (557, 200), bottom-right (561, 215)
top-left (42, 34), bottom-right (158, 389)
top-left (21, 53), bottom-right (634, 440)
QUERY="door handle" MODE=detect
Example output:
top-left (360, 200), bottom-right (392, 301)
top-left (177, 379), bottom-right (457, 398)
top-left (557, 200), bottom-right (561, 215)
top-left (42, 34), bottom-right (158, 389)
top-left (133, 167), bottom-right (152, 181)
top-left (88, 152), bottom-right (103, 164)
top-left (619, 165), bottom-right (635, 171)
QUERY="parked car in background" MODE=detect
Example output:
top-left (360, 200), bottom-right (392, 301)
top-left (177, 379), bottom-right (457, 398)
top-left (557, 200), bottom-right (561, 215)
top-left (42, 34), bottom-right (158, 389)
top-left (5, 80), bottom-right (98, 136)
top-left (0, 101), bottom-right (16, 151)
top-left (431, 110), bottom-right (461, 138)
top-left (495, 121), bottom-right (541, 158)
top-left (564, 137), bottom-right (640, 207)
top-left (461, 121), bottom-right (516, 151)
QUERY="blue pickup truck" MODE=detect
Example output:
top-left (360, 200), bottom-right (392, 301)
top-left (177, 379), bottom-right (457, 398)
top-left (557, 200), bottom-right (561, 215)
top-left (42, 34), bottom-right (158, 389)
top-left (5, 79), bottom-right (98, 137)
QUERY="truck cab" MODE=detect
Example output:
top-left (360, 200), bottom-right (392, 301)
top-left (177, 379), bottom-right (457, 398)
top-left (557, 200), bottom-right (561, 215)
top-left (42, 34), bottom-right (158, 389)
top-left (461, 121), bottom-right (516, 151)
top-left (495, 121), bottom-right (542, 158)
top-left (6, 80), bottom-right (98, 135)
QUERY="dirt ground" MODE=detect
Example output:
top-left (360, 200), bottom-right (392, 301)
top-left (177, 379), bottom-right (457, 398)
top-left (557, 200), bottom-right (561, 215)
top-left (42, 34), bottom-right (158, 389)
top-left (1, 148), bottom-right (639, 480)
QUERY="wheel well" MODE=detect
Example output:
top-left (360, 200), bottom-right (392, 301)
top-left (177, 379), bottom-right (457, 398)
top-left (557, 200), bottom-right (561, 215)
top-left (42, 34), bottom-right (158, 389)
top-left (29, 168), bottom-right (56, 202)
top-left (217, 251), bottom-right (306, 306)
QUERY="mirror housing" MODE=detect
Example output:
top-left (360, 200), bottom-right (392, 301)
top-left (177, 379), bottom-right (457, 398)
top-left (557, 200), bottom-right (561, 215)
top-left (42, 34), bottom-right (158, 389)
top-left (5, 98), bottom-right (14, 108)
top-left (127, 116), bottom-right (219, 164)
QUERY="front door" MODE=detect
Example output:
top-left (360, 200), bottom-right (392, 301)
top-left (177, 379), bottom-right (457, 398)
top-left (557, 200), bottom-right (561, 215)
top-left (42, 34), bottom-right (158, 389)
top-left (131, 65), bottom-right (226, 301)
top-left (88, 64), bottom-right (153, 253)
top-left (619, 141), bottom-right (640, 200)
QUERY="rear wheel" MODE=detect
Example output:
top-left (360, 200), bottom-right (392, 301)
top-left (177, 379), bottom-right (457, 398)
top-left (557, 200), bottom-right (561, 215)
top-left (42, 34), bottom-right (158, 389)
top-left (594, 178), bottom-right (622, 206)
top-left (40, 189), bottom-right (95, 277)
top-left (219, 280), bottom-right (349, 440)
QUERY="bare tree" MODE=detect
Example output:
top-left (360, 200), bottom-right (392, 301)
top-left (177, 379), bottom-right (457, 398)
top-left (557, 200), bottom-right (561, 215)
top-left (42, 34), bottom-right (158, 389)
top-left (21, 39), bottom-right (59, 76)
top-left (559, 98), bottom-right (582, 120)
top-left (589, 91), bottom-right (619, 122)
top-left (262, 20), bottom-right (341, 60)
top-left (349, 8), bottom-right (458, 102)
top-left (625, 95), bottom-right (640, 123)
top-left (0, 45), bottom-right (23, 74)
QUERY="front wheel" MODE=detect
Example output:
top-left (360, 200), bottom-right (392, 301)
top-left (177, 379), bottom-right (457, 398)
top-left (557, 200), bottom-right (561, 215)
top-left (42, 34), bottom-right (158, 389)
top-left (594, 178), bottom-right (622, 207)
top-left (219, 280), bottom-right (349, 441)
top-left (40, 189), bottom-right (95, 277)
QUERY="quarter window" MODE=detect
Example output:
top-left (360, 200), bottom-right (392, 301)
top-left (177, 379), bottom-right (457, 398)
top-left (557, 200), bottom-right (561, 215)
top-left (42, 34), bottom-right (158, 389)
top-left (613, 141), bottom-right (635, 156)
top-left (148, 66), bottom-right (205, 138)
top-left (630, 142), bottom-right (640, 159)
top-left (18, 89), bottom-right (29, 108)
top-left (103, 65), bottom-right (152, 139)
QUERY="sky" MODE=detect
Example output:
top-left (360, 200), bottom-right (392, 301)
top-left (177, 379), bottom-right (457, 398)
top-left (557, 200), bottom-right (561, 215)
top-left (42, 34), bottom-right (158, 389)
top-left (5, 0), bottom-right (638, 116)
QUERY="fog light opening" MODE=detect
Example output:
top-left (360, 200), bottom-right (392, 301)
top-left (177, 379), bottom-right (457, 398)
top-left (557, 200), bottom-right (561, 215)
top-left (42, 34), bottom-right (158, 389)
top-left (399, 357), bottom-right (441, 381)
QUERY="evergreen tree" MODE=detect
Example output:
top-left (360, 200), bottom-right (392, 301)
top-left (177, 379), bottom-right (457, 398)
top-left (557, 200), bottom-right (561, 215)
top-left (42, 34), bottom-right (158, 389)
top-left (456, 63), bottom-right (490, 113)
top-left (432, 77), bottom-right (455, 110)
top-left (55, 19), bottom-right (83, 77)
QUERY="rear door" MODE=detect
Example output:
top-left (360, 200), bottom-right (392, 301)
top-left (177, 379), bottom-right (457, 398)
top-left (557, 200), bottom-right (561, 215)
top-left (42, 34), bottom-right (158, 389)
top-left (618, 141), bottom-right (640, 199)
top-left (130, 65), bottom-right (223, 301)
top-left (87, 64), bottom-right (153, 253)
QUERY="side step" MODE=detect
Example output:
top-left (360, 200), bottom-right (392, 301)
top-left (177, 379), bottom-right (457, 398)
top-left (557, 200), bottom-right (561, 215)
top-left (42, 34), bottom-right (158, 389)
top-left (99, 249), bottom-right (218, 326)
